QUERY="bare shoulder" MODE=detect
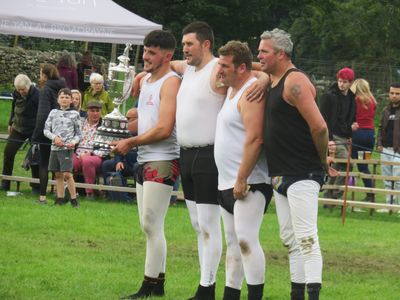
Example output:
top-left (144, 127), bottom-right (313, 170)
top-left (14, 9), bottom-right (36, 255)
top-left (210, 62), bottom-right (228, 95)
top-left (240, 84), bottom-right (265, 109)
top-left (160, 74), bottom-right (181, 96)
top-left (283, 71), bottom-right (316, 105)
top-left (165, 73), bottom-right (182, 86)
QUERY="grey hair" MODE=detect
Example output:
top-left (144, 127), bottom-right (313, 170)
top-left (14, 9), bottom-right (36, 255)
top-left (260, 28), bottom-right (293, 57)
top-left (14, 74), bottom-right (32, 89)
top-left (89, 72), bottom-right (104, 84)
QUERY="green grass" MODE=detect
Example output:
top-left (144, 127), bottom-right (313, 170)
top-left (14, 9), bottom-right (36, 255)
top-left (0, 190), bottom-right (399, 299)
top-left (1, 121), bottom-right (400, 299)
top-left (1, 144), bottom-right (400, 299)
top-left (0, 100), bottom-right (12, 133)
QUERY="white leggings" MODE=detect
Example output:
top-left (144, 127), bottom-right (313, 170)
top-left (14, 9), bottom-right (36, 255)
top-left (185, 201), bottom-right (222, 286)
top-left (274, 180), bottom-right (322, 284)
top-left (221, 190), bottom-right (266, 289)
top-left (136, 181), bottom-right (173, 278)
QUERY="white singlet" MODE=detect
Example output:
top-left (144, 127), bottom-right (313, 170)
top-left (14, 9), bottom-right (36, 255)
top-left (214, 77), bottom-right (270, 190)
top-left (176, 57), bottom-right (225, 147)
top-left (137, 71), bottom-right (180, 163)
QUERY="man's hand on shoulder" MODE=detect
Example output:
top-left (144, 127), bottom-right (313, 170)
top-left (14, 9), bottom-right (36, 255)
top-left (246, 72), bottom-right (270, 102)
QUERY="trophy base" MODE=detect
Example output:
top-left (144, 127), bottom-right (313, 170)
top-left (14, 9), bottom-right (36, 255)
top-left (93, 113), bottom-right (131, 155)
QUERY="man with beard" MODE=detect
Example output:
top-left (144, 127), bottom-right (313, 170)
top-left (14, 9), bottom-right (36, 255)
top-left (171, 22), bottom-right (267, 299)
top-left (112, 30), bottom-right (181, 299)
top-left (170, 21), bottom-right (226, 299)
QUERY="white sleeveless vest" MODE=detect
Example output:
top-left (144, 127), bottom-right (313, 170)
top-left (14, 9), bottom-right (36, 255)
top-left (137, 71), bottom-right (180, 163)
top-left (214, 77), bottom-right (270, 190)
top-left (176, 57), bottom-right (225, 147)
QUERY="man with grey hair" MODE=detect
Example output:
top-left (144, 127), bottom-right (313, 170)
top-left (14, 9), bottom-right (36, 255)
top-left (258, 28), bottom-right (338, 300)
top-left (1, 74), bottom-right (40, 193)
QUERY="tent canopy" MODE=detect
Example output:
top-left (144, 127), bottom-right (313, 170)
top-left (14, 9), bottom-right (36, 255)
top-left (0, 0), bottom-right (162, 44)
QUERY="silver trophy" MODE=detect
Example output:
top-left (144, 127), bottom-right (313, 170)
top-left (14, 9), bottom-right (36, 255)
top-left (93, 44), bottom-right (136, 154)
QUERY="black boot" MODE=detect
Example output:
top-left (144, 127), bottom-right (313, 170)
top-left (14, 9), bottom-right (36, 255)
top-left (153, 273), bottom-right (165, 296)
top-left (223, 286), bottom-right (240, 300)
top-left (363, 193), bottom-right (375, 202)
top-left (54, 197), bottom-right (68, 205)
top-left (247, 283), bottom-right (264, 300)
top-left (70, 198), bottom-right (79, 207)
top-left (290, 282), bottom-right (305, 300)
top-left (187, 283), bottom-right (216, 300)
top-left (121, 276), bottom-right (164, 299)
top-left (1, 180), bottom-right (10, 191)
top-left (307, 283), bottom-right (321, 300)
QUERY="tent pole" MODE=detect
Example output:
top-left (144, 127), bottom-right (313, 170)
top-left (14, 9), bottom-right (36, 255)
top-left (134, 45), bottom-right (141, 71)
top-left (84, 41), bottom-right (89, 51)
top-left (13, 35), bottom-right (19, 47)
top-left (111, 43), bottom-right (117, 63)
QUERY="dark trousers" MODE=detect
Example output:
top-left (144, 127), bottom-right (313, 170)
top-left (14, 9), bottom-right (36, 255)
top-left (1, 130), bottom-right (39, 190)
top-left (351, 128), bottom-right (375, 188)
top-left (38, 143), bottom-right (51, 196)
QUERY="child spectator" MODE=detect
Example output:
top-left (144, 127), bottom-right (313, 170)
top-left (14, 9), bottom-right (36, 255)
top-left (71, 89), bottom-right (87, 118)
top-left (44, 88), bottom-right (81, 206)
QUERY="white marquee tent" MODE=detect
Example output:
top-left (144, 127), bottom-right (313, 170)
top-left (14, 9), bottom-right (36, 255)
top-left (0, 0), bottom-right (162, 44)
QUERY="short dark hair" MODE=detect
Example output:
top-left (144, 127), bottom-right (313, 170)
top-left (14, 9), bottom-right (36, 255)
top-left (218, 41), bottom-right (253, 70)
top-left (58, 88), bottom-right (72, 96)
top-left (41, 63), bottom-right (59, 80)
top-left (390, 82), bottom-right (400, 89)
top-left (182, 21), bottom-right (214, 51)
top-left (144, 30), bottom-right (176, 51)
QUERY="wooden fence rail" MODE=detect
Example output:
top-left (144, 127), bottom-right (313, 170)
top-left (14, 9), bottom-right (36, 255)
top-left (2, 174), bottom-right (399, 212)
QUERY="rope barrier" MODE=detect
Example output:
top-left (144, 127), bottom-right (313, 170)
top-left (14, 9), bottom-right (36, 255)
top-left (0, 136), bottom-right (95, 151)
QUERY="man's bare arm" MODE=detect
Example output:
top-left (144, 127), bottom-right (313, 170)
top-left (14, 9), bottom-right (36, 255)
top-left (283, 72), bottom-right (338, 176)
top-left (111, 76), bottom-right (181, 155)
top-left (170, 60), bottom-right (188, 76)
top-left (246, 71), bottom-right (270, 102)
top-left (234, 90), bottom-right (265, 199)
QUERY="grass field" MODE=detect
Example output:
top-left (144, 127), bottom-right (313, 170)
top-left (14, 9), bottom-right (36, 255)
top-left (1, 186), bottom-right (399, 300)
top-left (0, 100), bottom-right (12, 133)
top-left (0, 144), bottom-right (400, 299)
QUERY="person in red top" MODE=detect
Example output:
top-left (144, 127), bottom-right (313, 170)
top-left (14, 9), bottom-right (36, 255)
top-left (351, 78), bottom-right (377, 201)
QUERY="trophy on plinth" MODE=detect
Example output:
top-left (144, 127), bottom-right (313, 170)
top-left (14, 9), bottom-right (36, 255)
top-left (93, 43), bottom-right (136, 154)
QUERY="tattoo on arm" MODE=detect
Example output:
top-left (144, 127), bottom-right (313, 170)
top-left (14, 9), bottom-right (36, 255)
top-left (290, 84), bottom-right (301, 99)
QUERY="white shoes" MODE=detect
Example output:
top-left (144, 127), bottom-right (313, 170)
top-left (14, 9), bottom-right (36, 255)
top-left (352, 207), bottom-right (365, 212)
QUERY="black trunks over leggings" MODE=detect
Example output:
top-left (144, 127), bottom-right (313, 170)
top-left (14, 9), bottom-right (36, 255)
top-left (180, 145), bottom-right (219, 204)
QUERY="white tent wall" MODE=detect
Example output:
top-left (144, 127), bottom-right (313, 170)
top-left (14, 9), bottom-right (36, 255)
top-left (0, 0), bottom-right (162, 44)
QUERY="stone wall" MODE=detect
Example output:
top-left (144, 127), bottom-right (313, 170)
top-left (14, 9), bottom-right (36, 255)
top-left (0, 46), bottom-right (107, 87)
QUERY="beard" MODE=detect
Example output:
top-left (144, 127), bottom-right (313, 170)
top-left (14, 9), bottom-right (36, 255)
top-left (144, 59), bottom-right (164, 74)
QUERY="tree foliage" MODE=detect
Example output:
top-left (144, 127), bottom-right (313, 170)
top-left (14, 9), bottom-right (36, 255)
top-left (114, 0), bottom-right (400, 67)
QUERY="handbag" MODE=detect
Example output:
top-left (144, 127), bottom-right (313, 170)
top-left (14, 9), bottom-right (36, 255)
top-left (21, 144), bottom-right (40, 171)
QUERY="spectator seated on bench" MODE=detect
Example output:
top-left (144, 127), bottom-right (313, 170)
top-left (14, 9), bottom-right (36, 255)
top-left (102, 150), bottom-right (138, 201)
top-left (72, 101), bottom-right (106, 198)
top-left (102, 108), bottom-right (138, 201)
